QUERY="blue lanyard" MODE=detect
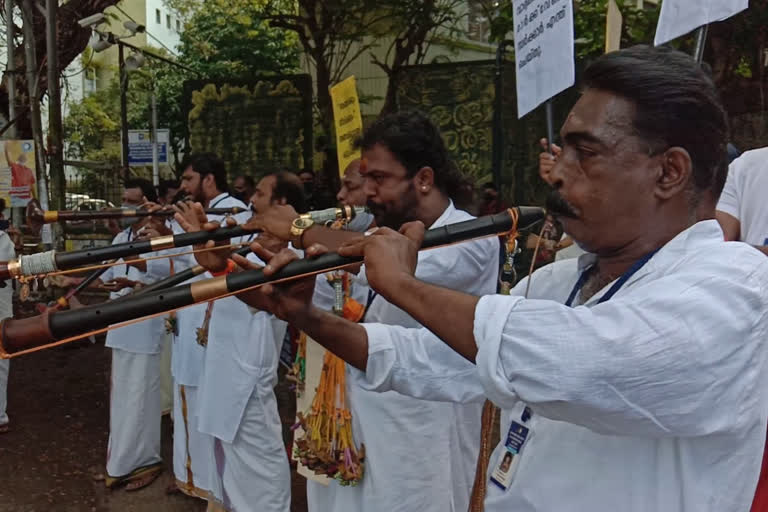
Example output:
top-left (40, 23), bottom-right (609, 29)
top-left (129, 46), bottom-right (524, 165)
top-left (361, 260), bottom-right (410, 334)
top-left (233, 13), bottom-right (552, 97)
top-left (564, 249), bottom-right (659, 307)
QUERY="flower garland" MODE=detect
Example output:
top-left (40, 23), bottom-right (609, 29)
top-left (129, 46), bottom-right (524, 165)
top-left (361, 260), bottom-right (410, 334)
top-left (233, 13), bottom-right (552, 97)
top-left (293, 271), bottom-right (366, 486)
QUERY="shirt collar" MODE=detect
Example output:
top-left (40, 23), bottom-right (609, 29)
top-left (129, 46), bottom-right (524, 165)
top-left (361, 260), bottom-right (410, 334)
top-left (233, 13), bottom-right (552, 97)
top-left (576, 220), bottom-right (725, 305)
top-left (209, 192), bottom-right (230, 206)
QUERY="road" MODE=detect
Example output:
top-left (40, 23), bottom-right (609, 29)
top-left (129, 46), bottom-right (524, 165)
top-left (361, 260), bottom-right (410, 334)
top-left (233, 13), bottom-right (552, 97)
top-left (0, 338), bottom-right (307, 511)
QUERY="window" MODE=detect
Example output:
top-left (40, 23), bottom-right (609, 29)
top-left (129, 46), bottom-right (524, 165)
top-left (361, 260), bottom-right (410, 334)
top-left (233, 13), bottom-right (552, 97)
top-left (166, 14), bottom-right (171, 29)
top-left (155, 9), bottom-right (161, 24)
top-left (176, 19), bottom-right (180, 31)
top-left (467, 0), bottom-right (491, 43)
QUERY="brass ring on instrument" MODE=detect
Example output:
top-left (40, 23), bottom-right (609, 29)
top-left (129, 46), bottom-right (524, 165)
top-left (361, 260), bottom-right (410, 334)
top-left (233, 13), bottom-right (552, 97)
top-left (150, 235), bottom-right (176, 251)
top-left (7, 260), bottom-right (21, 279)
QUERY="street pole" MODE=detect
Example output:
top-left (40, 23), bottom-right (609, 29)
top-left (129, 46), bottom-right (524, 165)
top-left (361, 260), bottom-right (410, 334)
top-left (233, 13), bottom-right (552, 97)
top-left (693, 25), bottom-right (709, 63)
top-left (46, 0), bottom-right (65, 213)
top-left (21, 0), bottom-right (51, 246)
top-left (119, 42), bottom-right (130, 179)
top-left (6, 0), bottom-right (20, 228)
top-left (492, 41), bottom-right (506, 190)
top-left (151, 91), bottom-right (159, 187)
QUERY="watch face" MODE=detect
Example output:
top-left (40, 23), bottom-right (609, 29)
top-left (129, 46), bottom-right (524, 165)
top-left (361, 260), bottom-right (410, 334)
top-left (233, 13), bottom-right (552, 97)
top-left (294, 217), bottom-right (314, 229)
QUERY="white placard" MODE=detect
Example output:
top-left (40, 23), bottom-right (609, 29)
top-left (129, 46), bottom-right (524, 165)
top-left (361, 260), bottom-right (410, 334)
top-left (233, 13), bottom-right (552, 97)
top-left (654, 0), bottom-right (748, 46)
top-left (513, 0), bottom-right (575, 118)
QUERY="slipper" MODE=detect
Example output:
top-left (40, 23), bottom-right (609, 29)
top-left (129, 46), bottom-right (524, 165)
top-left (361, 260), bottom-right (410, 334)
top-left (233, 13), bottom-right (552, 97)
top-left (105, 463), bottom-right (163, 491)
top-left (0, 423), bottom-right (9, 434)
top-left (125, 467), bottom-right (163, 492)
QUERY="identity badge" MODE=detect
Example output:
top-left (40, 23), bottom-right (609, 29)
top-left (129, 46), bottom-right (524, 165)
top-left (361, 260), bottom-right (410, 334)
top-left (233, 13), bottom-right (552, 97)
top-left (490, 411), bottom-right (533, 491)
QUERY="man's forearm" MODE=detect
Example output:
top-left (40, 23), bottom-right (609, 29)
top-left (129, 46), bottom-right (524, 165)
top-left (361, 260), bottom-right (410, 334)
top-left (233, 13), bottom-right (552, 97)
top-left (383, 275), bottom-right (481, 362)
top-left (290, 307), bottom-right (370, 371)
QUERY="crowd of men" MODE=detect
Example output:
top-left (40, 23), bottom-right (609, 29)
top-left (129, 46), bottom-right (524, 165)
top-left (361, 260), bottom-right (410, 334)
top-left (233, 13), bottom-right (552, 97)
top-left (2, 44), bottom-right (768, 512)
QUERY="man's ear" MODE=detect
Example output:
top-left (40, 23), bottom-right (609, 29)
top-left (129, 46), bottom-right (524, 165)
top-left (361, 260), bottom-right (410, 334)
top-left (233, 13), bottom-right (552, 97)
top-left (414, 166), bottom-right (435, 194)
top-left (656, 147), bottom-right (693, 199)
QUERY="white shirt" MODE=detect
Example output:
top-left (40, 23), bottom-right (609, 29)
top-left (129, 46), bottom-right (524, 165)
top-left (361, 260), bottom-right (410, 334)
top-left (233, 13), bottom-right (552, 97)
top-left (0, 231), bottom-right (15, 321)
top-left (308, 202), bottom-right (500, 512)
top-left (103, 228), bottom-right (167, 354)
top-left (196, 237), bottom-right (288, 442)
top-left (354, 220), bottom-right (768, 512)
top-left (170, 193), bottom-right (249, 386)
top-left (717, 147), bottom-right (768, 245)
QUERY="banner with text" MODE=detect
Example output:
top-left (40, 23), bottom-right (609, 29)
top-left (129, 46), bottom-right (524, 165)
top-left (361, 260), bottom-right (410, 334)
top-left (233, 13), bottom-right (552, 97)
top-left (513, 0), bottom-right (575, 118)
top-left (0, 140), bottom-right (36, 207)
top-left (330, 76), bottom-right (363, 176)
top-left (654, 0), bottom-right (747, 46)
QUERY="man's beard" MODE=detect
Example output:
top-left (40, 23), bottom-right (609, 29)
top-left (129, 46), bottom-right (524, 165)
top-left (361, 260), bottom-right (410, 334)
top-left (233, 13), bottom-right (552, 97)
top-left (367, 183), bottom-right (420, 229)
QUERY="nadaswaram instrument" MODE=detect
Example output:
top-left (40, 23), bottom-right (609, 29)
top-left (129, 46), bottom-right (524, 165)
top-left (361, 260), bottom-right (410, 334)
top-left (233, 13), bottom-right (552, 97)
top-left (0, 207), bottom-right (545, 358)
top-left (24, 199), bottom-right (247, 236)
top-left (3, 206), bottom-right (366, 281)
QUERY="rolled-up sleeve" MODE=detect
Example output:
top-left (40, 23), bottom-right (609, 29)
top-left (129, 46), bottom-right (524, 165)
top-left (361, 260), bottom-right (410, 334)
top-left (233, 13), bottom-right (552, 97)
top-left (349, 322), bottom-right (486, 404)
top-left (474, 265), bottom-right (768, 438)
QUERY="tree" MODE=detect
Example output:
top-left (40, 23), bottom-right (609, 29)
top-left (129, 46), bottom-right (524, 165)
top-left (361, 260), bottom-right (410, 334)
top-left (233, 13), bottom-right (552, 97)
top-left (63, 0), bottom-right (300, 183)
top-left (155, 0), bottom-right (299, 172)
top-left (63, 54), bottom-right (155, 194)
top-left (371, 0), bottom-right (465, 115)
top-left (0, 0), bottom-right (121, 138)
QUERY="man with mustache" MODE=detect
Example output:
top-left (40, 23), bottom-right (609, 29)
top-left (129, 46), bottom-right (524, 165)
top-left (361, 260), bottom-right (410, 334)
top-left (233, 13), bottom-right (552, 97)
top-left (246, 111), bottom-right (498, 512)
top-left (240, 45), bottom-right (768, 511)
top-left (174, 171), bottom-right (306, 512)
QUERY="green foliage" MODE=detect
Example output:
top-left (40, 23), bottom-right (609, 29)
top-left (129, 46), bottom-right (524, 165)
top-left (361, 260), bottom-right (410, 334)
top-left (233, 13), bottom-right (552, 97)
top-left (65, 0), bottom-right (299, 184)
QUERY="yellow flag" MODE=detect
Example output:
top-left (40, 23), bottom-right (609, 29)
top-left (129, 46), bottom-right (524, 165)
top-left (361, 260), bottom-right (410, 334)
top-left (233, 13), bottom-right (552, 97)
top-left (329, 76), bottom-right (364, 177)
top-left (605, 0), bottom-right (623, 53)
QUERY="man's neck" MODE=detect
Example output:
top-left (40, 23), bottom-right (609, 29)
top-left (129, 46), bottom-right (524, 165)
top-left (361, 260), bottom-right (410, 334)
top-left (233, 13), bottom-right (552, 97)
top-left (416, 194), bottom-right (451, 228)
top-left (586, 215), bottom-right (696, 301)
top-left (204, 190), bottom-right (225, 208)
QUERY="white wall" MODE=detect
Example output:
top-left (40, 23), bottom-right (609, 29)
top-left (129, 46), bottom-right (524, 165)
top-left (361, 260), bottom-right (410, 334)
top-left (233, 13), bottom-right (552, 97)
top-left (144, 0), bottom-right (183, 54)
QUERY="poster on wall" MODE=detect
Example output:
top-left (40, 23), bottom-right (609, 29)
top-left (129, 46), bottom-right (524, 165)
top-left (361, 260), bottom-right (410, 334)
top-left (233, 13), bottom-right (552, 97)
top-left (0, 140), bottom-right (36, 207)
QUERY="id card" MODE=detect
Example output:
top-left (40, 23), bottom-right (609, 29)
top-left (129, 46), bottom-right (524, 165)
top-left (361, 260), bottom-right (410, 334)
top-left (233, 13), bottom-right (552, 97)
top-left (490, 419), bottom-right (532, 490)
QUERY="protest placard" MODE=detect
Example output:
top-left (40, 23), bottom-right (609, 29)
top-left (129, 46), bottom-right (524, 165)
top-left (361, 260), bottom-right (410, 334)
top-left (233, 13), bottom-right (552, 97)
top-left (654, 0), bottom-right (747, 46)
top-left (330, 76), bottom-right (363, 176)
top-left (513, 0), bottom-right (575, 118)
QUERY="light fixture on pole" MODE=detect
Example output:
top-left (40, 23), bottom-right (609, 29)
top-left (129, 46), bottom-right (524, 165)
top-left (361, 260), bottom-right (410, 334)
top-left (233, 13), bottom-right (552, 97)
top-left (124, 52), bottom-right (146, 71)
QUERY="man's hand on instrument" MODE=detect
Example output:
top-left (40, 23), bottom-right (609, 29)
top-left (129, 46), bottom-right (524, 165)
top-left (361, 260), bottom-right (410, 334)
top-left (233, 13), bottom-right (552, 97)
top-left (337, 222), bottom-right (423, 302)
top-left (136, 215), bottom-right (172, 239)
top-left (231, 241), bottom-right (321, 321)
top-left (242, 204), bottom-right (299, 241)
top-left (174, 202), bottom-right (236, 273)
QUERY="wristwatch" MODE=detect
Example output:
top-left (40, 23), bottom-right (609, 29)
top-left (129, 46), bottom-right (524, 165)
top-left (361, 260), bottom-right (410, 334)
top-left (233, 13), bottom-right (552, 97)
top-left (290, 215), bottom-right (315, 249)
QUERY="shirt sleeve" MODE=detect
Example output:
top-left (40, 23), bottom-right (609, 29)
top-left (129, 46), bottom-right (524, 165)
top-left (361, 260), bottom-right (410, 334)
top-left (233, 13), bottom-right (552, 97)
top-left (474, 262), bottom-right (768, 438)
top-left (348, 322), bottom-right (487, 404)
top-left (716, 156), bottom-right (744, 219)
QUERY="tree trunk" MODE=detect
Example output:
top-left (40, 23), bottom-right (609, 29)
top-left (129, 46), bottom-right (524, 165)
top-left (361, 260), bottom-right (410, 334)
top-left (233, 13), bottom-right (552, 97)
top-left (0, 0), bottom-right (121, 139)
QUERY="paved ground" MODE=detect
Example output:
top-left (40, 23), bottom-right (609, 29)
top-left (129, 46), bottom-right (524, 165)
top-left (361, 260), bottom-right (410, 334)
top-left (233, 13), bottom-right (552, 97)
top-left (0, 337), bottom-right (308, 511)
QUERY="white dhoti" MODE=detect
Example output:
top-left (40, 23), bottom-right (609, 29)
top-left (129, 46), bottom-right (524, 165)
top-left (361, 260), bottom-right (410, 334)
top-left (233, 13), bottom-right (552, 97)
top-left (208, 387), bottom-right (290, 512)
top-left (160, 332), bottom-right (173, 416)
top-left (106, 349), bottom-right (162, 478)
top-left (0, 358), bottom-right (8, 425)
top-left (173, 382), bottom-right (213, 498)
